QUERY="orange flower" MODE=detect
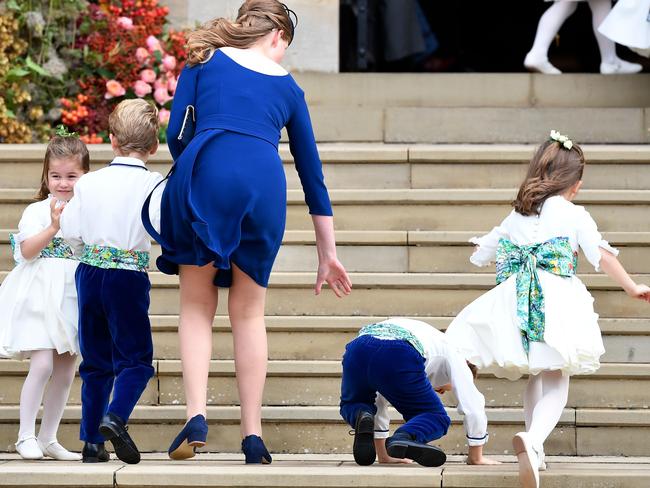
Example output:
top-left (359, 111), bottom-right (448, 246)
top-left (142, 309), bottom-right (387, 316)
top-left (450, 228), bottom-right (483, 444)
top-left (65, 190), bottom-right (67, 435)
top-left (104, 79), bottom-right (126, 99)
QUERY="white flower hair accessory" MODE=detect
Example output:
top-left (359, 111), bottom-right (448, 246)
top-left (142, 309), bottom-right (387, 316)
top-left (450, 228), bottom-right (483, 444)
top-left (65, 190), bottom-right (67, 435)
top-left (549, 129), bottom-right (573, 150)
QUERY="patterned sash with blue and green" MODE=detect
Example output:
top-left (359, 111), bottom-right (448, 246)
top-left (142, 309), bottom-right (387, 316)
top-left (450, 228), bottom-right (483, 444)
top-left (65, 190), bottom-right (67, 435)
top-left (358, 322), bottom-right (426, 358)
top-left (80, 245), bottom-right (149, 272)
top-left (496, 237), bottom-right (577, 352)
top-left (9, 234), bottom-right (75, 263)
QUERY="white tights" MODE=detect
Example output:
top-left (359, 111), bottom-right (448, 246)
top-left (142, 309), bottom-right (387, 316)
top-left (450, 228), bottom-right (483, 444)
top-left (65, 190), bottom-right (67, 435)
top-left (528, 0), bottom-right (617, 64)
top-left (18, 350), bottom-right (76, 443)
top-left (523, 370), bottom-right (570, 451)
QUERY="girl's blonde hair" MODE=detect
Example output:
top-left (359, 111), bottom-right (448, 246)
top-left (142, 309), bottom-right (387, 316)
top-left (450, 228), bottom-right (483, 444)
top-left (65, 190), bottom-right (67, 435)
top-left (512, 139), bottom-right (585, 216)
top-left (186, 0), bottom-right (295, 66)
top-left (37, 136), bottom-right (90, 201)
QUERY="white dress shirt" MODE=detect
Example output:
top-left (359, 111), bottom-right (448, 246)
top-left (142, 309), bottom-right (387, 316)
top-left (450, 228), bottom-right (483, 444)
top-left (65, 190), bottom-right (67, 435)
top-left (371, 318), bottom-right (489, 446)
top-left (60, 157), bottom-right (163, 254)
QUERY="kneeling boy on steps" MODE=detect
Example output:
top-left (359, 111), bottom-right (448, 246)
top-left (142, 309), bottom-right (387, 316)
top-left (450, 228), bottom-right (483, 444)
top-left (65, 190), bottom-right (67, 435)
top-left (339, 317), bottom-right (498, 466)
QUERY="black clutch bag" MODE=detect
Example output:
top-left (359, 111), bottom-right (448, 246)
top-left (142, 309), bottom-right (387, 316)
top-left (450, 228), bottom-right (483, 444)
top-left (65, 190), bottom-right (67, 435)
top-left (177, 105), bottom-right (195, 148)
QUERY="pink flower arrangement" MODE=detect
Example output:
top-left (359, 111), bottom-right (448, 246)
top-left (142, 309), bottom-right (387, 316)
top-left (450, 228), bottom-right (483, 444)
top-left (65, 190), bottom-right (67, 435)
top-left (162, 55), bottom-right (177, 72)
top-left (105, 80), bottom-right (126, 99)
top-left (167, 75), bottom-right (177, 94)
top-left (117, 17), bottom-right (134, 30)
top-left (133, 80), bottom-right (153, 98)
top-left (154, 87), bottom-right (172, 105)
top-left (158, 108), bottom-right (171, 125)
top-left (146, 35), bottom-right (163, 53)
top-left (140, 69), bottom-right (157, 84)
top-left (136, 47), bottom-right (150, 65)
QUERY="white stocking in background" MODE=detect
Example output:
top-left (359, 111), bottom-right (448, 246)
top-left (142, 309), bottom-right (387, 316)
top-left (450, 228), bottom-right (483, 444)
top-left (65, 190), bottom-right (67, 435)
top-left (524, 2), bottom-right (578, 73)
top-left (523, 374), bottom-right (547, 470)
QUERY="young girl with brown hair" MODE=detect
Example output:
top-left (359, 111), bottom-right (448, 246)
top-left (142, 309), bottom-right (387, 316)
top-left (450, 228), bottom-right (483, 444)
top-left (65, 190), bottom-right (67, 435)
top-left (0, 135), bottom-right (89, 461)
top-left (445, 131), bottom-right (650, 488)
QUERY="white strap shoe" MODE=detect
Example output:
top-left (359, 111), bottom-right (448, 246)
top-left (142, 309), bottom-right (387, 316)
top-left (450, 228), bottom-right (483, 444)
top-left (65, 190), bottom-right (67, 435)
top-left (600, 59), bottom-right (643, 74)
top-left (37, 439), bottom-right (82, 461)
top-left (524, 53), bottom-right (562, 74)
top-left (513, 432), bottom-right (540, 488)
top-left (15, 436), bottom-right (43, 460)
top-left (538, 449), bottom-right (547, 471)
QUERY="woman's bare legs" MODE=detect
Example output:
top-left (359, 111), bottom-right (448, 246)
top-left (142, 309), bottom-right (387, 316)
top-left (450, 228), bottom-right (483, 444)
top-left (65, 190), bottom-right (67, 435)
top-left (178, 264), bottom-right (219, 419)
top-left (228, 264), bottom-right (267, 437)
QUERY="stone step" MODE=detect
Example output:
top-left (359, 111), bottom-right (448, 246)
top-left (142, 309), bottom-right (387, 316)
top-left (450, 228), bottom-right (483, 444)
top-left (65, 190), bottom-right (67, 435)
top-left (2, 360), bottom-right (643, 408)
top-left (1, 453), bottom-right (649, 488)
top-left (0, 405), bottom-right (647, 456)
top-left (3, 271), bottom-right (648, 318)
top-left (146, 315), bottom-right (650, 363)
top-left (293, 73), bottom-right (650, 109)
top-left (3, 230), bottom-right (649, 274)
top-left (1, 144), bottom-right (649, 189)
top-left (2, 189), bottom-right (650, 231)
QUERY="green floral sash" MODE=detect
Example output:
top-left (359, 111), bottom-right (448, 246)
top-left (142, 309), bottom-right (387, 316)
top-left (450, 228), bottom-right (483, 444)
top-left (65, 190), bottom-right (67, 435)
top-left (358, 322), bottom-right (426, 358)
top-left (9, 234), bottom-right (75, 263)
top-left (80, 245), bottom-right (149, 272)
top-left (496, 237), bottom-right (577, 352)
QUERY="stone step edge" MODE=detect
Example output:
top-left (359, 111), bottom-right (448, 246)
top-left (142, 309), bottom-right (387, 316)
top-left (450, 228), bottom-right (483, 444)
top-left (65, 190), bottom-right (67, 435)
top-left (3, 271), bottom-right (649, 290)
top-left (0, 405), bottom-right (647, 426)
top-left (0, 360), bottom-right (645, 379)
top-left (2, 143), bottom-right (649, 164)
top-left (145, 315), bottom-right (650, 335)
top-left (1, 456), bottom-right (650, 488)
top-left (4, 188), bottom-right (650, 203)
top-left (2, 229), bottom-right (649, 246)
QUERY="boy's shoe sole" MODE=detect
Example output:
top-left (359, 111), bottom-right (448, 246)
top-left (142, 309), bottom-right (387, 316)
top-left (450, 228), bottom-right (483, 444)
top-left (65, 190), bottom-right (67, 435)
top-left (99, 423), bottom-right (141, 465)
top-left (352, 411), bottom-right (376, 466)
top-left (386, 438), bottom-right (446, 467)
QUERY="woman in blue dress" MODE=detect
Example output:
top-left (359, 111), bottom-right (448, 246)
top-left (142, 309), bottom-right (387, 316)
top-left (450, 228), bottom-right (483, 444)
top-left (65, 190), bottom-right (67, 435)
top-left (145, 0), bottom-right (352, 463)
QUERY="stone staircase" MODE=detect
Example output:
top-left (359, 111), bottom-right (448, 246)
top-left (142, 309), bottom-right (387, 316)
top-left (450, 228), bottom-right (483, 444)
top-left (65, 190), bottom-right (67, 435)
top-left (1, 73), bottom-right (649, 486)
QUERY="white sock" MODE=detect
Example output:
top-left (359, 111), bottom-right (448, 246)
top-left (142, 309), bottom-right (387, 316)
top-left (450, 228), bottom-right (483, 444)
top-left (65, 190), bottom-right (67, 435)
top-left (528, 2), bottom-right (578, 59)
top-left (527, 370), bottom-right (570, 450)
top-left (587, 0), bottom-right (617, 64)
top-left (18, 350), bottom-right (54, 441)
top-left (37, 353), bottom-right (77, 444)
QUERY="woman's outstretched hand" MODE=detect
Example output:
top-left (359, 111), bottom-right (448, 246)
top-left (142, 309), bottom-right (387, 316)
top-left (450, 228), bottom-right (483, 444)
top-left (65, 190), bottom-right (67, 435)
top-left (315, 257), bottom-right (352, 297)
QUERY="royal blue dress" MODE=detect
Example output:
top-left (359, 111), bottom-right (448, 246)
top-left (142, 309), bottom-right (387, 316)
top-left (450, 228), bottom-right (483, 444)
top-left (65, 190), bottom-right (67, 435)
top-left (149, 49), bottom-right (333, 288)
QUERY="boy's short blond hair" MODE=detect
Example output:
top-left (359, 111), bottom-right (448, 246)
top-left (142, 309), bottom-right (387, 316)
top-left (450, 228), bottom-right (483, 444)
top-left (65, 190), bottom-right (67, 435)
top-left (108, 99), bottom-right (159, 155)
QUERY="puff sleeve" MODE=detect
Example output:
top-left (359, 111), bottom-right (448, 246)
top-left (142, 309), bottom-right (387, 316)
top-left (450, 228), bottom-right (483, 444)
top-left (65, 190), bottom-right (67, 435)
top-left (468, 211), bottom-right (514, 267)
top-left (576, 206), bottom-right (618, 272)
top-left (11, 202), bottom-right (47, 264)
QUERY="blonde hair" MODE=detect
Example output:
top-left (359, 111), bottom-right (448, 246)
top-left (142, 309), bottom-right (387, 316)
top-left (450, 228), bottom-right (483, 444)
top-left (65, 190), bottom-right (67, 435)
top-left (513, 139), bottom-right (585, 216)
top-left (37, 136), bottom-right (90, 201)
top-left (186, 0), bottom-right (295, 65)
top-left (108, 99), bottom-right (159, 155)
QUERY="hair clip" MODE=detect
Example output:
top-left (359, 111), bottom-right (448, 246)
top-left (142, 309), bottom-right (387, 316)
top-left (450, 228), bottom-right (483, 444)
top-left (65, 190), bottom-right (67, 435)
top-left (54, 124), bottom-right (78, 138)
top-left (549, 129), bottom-right (573, 150)
top-left (280, 2), bottom-right (298, 45)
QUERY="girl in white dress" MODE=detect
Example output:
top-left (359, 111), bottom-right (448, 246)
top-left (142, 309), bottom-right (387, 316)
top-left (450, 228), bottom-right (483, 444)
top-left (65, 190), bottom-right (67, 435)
top-left (524, 1), bottom-right (643, 74)
top-left (0, 135), bottom-right (89, 460)
top-left (445, 131), bottom-right (650, 488)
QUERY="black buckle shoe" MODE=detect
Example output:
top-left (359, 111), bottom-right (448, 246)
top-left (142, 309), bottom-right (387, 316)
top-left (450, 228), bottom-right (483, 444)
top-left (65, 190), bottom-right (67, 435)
top-left (82, 442), bottom-right (110, 463)
top-left (99, 412), bottom-right (141, 464)
top-left (386, 431), bottom-right (446, 467)
top-left (352, 410), bottom-right (376, 466)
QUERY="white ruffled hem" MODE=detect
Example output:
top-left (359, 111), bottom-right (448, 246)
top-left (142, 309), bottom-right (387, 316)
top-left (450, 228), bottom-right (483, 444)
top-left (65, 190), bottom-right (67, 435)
top-left (468, 236), bottom-right (493, 267)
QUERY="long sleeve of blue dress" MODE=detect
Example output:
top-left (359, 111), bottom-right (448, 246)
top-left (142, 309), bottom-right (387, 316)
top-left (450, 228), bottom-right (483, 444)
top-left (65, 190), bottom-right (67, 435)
top-left (166, 65), bottom-right (200, 161)
top-left (286, 91), bottom-right (333, 217)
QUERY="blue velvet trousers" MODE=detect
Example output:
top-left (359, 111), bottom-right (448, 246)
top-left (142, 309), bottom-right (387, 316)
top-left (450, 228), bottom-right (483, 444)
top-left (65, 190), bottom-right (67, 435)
top-left (76, 264), bottom-right (154, 443)
top-left (339, 335), bottom-right (451, 443)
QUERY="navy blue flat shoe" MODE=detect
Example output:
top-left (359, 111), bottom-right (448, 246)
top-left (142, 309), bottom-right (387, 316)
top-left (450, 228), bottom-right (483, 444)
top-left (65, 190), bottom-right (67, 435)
top-left (168, 414), bottom-right (208, 460)
top-left (241, 435), bottom-right (272, 464)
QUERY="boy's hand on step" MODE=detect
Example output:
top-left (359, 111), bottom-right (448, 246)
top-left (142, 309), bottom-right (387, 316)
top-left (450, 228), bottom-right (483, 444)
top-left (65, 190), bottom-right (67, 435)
top-left (629, 284), bottom-right (650, 302)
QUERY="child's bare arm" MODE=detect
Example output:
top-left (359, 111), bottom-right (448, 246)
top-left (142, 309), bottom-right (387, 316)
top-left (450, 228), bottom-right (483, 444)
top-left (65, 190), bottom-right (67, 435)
top-left (599, 249), bottom-right (650, 302)
top-left (20, 199), bottom-right (64, 260)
